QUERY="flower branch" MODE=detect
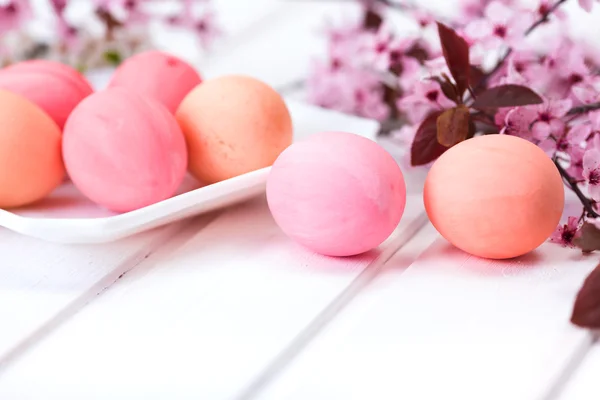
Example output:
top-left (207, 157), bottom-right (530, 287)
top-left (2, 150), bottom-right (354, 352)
top-left (477, 0), bottom-right (569, 90)
top-left (555, 159), bottom-right (600, 218)
top-left (567, 101), bottom-right (600, 116)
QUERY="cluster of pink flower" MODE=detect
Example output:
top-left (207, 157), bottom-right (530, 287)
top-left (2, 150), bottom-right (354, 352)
top-left (308, 0), bottom-right (600, 252)
top-left (0, 0), bottom-right (220, 68)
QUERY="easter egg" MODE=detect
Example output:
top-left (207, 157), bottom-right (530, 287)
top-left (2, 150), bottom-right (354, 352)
top-left (108, 50), bottom-right (202, 113)
top-left (63, 88), bottom-right (188, 212)
top-left (424, 134), bottom-right (564, 259)
top-left (0, 60), bottom-right (94, 129)
top-left (266, 131), bottom-right (406, 257)
top-left (0, 90), bottom-right (65, 208)
top-left (176, 75), bottom-right (293, 184)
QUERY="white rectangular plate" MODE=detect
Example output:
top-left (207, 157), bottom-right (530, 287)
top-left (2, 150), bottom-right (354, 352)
top-left (0, 100), bottom-right (379, 244)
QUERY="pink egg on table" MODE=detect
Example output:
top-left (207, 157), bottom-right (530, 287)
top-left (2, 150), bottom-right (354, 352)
top-left (108, 50), bottom-right (202, 113)
top-left (0, 60), bottom-right (93, 129)
top-left (63, 88), bottom-right (188, 212)
top-left (424, 134), bottom-right (564, 259)
top-left (266, 131), bottom-right (407, 257)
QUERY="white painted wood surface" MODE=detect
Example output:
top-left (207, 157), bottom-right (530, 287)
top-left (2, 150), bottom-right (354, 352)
top-left (0, 1), bottom-right (599, 399)
top-left (0, 193), bottom-right (427, 400)
top-left (558, 337), bottom-right (600, 400)
top-left (252, 236), bottom-right (599, 400)
top-left (0, 220), bottom-right (186, 369)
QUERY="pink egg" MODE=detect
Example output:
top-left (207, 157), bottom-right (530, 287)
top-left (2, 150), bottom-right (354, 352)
top-left (0, 60), bottom-right (93, 129)
top-left (266, 131), bottom-right (406, 257)
top-left (63, 88), bottom-right (188, 212)
top-left (108, 50), bottom-right (202, 113)
top-left (424, 134), bottom-right (564, 259)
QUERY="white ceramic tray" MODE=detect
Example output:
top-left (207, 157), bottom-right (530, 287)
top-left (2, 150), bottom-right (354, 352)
top-left (0, 100), bottom-right (378, 244)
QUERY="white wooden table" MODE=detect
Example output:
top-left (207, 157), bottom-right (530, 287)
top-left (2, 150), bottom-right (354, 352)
top-left (1, 1), bottom-right (599, 399)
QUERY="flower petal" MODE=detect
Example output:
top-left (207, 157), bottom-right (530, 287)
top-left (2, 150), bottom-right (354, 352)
top-left (589, 183), bottom-right (600, 202)
top-left (464, 19), bottom-right (494, 39)
top-left (578, 0), bottom-right (594, 12)
top-left (569, 124), bottom-right (592, 145)
top-left (590, 110), bottom-right (600, 131)
top-left (485, 1), bottom-right (513, 23)
top-left (550, 99), bottom-right (573, 117)
top-left (583, 149), bottom-right (600, 177)
top-left (532, 121), bottom-right (551, 140)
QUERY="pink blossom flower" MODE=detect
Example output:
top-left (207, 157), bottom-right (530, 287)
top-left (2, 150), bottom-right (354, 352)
top-left (568, 110), bottom-right (600, 145)
top-left (464, 1), bottom-right (533, 50)
top-left (498, 106), bottom-right (536, 141)
top-left (572, 76), bottom-right (600, 105)
top-left (410, 9), bottom-right (435, 29)
top-left (549, 216), bottom-right (581, 248)
top-left (567, 145), bottom-right (586, 180)
top-left (531, 99), bottom-right (572, 140)
top-left (307, 62), bottom-right (388, 121)
top-left (493, 50), bottom-right (548, 91)
top-left (119, 0), bottom-right (151, 25)
top-left (361, 27), bottom-right (413, 71)
top-left (396, 56), bottom-right (422, 90)
top-left (578, 0), bottom-right (598, 12)
top-left (353, 85), bottom-right (390, 121)
top-left (543, 39), bottom-right (592, 98)
top-left (460, 0), bottom-right (515, 18)
top-left (0, 0), bottom-right (32, 35)
top-left (92, 0), bottom-right (151, 25)
top-left (424, 57), bottom-right (449, 77)
top-left (168, 6), bottom-right (222, 49)
top-left (396, 80), bottom-right (455, 124)
top-left (583, 146), bottom-right (600, 201)
top-left (540, 123), bottom-right (589, 157)
top-left (322, 18), bottom-right (361, 50)
top-left (536, 0), bottom-right (567, 20)
top-left (50, 0), bottom-right (68, 15)
top-left (56, 19), bottom-right (81, 50)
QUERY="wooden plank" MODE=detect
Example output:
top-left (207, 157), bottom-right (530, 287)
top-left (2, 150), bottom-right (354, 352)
top-left (554, 337), bottom-right (600, 400)
top-left (0, 193), bottom-right (427, 399)
top-left (0, 219), bottom-right (194, 368)
top-left (251, 231), bottom-right (599, 400)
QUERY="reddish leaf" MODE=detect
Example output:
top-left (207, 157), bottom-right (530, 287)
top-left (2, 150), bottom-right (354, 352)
top-left (363, 9), bottom-right (383, 30)
top-left (437, 105), bottom-right (470, 147)
top-left (411, 111), bottom-right (449, 166)
top-left (571, 262), bottom-right (600, 328)
top-left (430, 75), bottom-right (459, 103)
top-left (471, 84), bottom-right (543, 109)
top-left (573, 222), bottom-right (600, 253)
top-left (382, 84), bottom-right (401, 120)
top-left (437, 22), bottom-right (470, 97)
top-left (405, 43), bottom-right (430, 64)
top-left (467, 118), bottom-right (477, 139)
top-left (469, 65), bottom-right (486, 94)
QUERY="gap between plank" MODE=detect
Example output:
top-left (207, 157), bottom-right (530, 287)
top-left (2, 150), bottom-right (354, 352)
top-left (235, 211), bottom-right (431, 400)
top-left (535, 330), bottom-right (599, 400)
top-left (0, 211), bottom-right (221, 374)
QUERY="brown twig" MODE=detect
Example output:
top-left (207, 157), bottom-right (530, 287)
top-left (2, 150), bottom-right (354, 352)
top-left (567, 102), bottom-right (600, 116)
top-left (476, 0), bottom-right (568, 91)
top-left (555, 160), bottom-right (600, 219)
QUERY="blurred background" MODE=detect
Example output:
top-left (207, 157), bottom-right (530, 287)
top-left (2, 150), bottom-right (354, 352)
top-left (3, 0), bottom-right (600, 143)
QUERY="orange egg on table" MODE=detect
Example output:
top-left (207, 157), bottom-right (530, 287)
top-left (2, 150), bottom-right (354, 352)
top-left (176, 75), bottom-right (293, 184)
top-left (0, 90), bottom-right (65, 208)
top-left (424, 134), bottom-right (564, 259)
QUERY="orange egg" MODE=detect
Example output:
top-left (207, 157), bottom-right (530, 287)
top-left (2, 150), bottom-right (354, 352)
top-left (176, 75), bottom-right (293, 184)
top-left (424, 134), bottom-right (564, 259)
top-left (0, 90), bottom-right (65, 208)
